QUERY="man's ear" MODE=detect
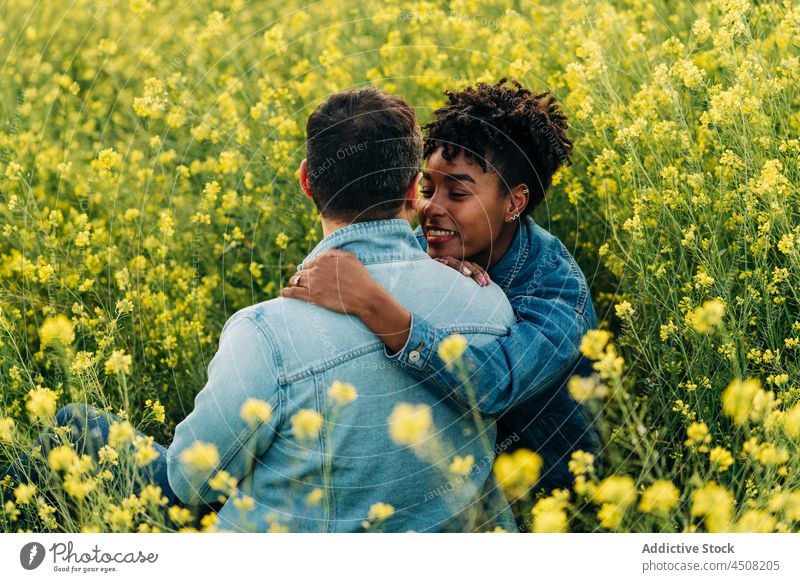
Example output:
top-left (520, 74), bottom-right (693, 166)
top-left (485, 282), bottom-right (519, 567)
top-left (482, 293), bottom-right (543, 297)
top-left (403, 171), bottom-right (423, 210)
top-left (299, 159), bottom-right (314, 201)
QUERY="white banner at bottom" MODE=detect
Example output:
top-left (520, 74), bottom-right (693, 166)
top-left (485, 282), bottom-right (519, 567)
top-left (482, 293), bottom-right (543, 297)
top-left (0, 533), bottom-right (798, 581)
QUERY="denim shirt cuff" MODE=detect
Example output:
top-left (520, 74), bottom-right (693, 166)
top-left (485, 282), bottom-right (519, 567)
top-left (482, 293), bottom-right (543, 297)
top-left (384, 311), bottom-right (438, 372)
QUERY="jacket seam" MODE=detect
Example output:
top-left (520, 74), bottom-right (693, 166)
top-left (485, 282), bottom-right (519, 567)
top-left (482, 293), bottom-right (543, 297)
top-left (281, 326), bottom-right (509, 383)
top-left (558, 243), bottom-right (588, 316)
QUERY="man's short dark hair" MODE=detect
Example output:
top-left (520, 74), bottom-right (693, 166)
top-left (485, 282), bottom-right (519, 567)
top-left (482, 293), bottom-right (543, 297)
top-left (305, 86), bottom-right (422, 222)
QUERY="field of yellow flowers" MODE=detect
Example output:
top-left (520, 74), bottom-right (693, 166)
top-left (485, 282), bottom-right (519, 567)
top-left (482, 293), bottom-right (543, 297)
top-left (1, 0), bottom-right (799, 533)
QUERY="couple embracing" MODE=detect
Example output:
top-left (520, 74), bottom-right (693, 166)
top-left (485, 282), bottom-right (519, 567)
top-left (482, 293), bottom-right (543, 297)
top-left (7, 80), bottom-right (599, 532)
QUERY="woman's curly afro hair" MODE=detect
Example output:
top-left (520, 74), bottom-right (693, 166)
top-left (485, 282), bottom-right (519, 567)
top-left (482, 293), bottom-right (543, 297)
top-left (422, 78), bottom-right (573, 214)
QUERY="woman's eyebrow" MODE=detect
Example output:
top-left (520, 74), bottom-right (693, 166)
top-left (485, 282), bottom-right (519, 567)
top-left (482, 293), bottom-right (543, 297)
top-left (443, 173), bottom-right (476, 184)
top-left (421, 171), bottom-right (476, 184)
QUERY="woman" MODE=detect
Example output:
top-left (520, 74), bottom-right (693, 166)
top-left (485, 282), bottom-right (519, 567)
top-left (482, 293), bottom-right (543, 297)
top-left (281, 79), bottom-right (600, 505)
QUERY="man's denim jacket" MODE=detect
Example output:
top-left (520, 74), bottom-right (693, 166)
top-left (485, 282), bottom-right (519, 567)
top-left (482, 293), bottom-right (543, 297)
top-left (393, 215), bottom-right (600, 491)
top-left (167, 219), bottom-right (517, 532)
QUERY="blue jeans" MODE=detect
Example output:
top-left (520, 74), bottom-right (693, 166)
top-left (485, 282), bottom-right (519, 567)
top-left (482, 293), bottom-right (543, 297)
top-left (1, 403), bottom-right (222, 522)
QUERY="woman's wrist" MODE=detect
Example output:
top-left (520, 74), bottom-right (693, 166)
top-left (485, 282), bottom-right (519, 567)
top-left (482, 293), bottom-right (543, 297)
top-left (358, 283), bottom-right (412, 354)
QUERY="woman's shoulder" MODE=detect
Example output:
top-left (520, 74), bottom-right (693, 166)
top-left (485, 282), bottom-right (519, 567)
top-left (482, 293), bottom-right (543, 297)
top-left (514, 217), bottom-right (592, 317)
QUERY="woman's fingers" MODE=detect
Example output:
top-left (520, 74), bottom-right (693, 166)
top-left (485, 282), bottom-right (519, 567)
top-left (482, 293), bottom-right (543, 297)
top-left (463, 261), bottom-right (490, 286)
top-left (279, 249), bottom-right (376, 315)
top-left (434, 256), bottom-right (491, 286)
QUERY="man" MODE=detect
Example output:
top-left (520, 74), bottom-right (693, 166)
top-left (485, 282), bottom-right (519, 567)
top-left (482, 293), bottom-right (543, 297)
top-left (166, 86), bottom-right (518, 532)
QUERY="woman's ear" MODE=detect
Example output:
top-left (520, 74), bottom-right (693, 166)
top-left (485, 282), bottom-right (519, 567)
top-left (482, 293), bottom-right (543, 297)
top-left (299, 159), bottom-right (314, 201)
top-left (509, 183), bottom-right (529, 217)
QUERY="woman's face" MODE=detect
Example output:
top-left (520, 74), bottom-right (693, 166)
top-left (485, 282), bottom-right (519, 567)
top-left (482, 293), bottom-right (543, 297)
top-left (417, 147), bottom-right (518, 268)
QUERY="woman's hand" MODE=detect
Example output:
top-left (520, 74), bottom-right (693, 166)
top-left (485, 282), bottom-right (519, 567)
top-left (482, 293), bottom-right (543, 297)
top-left (279, 249), bottom-right (412, 353)
top-left (433, 256), bottom-right (491, 286)
top-left (279, 249), bottom-right (378, 315)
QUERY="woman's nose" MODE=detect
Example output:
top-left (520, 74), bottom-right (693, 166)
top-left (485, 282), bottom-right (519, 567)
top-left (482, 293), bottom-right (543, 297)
top-left (422, 195), bottom-right (446, 218)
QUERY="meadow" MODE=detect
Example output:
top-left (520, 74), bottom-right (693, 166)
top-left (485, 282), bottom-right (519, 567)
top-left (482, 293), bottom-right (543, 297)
top-left (0, 0), bottom-right (799, 532)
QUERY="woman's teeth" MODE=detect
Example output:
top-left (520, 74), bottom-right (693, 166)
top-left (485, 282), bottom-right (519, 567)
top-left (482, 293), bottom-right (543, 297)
top-left (428, 229), bottom-right (456, 237)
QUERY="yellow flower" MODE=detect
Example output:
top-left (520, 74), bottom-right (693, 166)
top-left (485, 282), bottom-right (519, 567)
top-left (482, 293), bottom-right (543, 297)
top-left (63, 474), bottom-right (97, 500)
top-left (96, 148), bottom-right (121, 173)
top-left (275, 232), bottom-right (289, 250)
top-left (180, 441), bottom-right (220, 472)
top-left (290, 409), bottom-right (324, 440)
top-left (567, 374), bottom-right (608, 402)
top-left (139, 484), bottom-right (168, 507)
top-left (104, 505), bottom-right (133, 532)
top-left (388, 403), bottom-right (433, 447)
top-left (327, 381), bottom-right (357, 406)
top-left (208, 470), bottom-right (238, 495)
top-left (14, 483), bottom-right (37, 505)
top-left (26, 387), bottom-right (57, 421)
top-left (614, 300), bottom-right (635, 321)
top-left (169, 505), bottom-right (193, 525)
top-left (98, 445), bottom-right (119, 466)
top-left (784, 403), bottom-right (800, 439)
top-left (367, 502), bottom-right (395, 521)
top-left (532, 491), bottom-right (570, 533)
top-left (69, 351), bottom-right (95, 375)
top-left (493, 449), bottom-right (543, 500)
top-left (448, 455), bottom-right (475, 475)
top-left (0, 417), bottom-right (15, 442)
top-left (133, 435), bottom-right (160, 467)
top-left (532, 508), bottom-right (568, 533)
top-left (708, 447), bottom-right (734, 472)
top-left (240, 398), bottom-right (273, 425)
top-left (579, 329), bottom-right (612, 360)
top-left (721, 378), bottom-right (761, 425)
top-left (233, 495), bottom-right (255, 512)
top-left (591, 475), bottom-right (637, 508)
top-left (39, 315), bottom-right (75, 348)
top-left (145, 399), bottom-right (165, 423)
top-left (638, 480), bottom-right (680, 514)
top-left (104, 349), bottom-right (132, 376)
top-left (686, 299), bottom-right (725, 333)
top-left (684, 421), bottom-right (711, 450)
top-left (568, 450), bottom-right (596, 476)
top-left (133, 77), bottom-right (168, 118)
top-left (691, 482), bottom-right (733, 532)
top-left (305, 488), bottom-right (324, 507)
top-left (597, 503), bottom-right (624, 529)
top-left (733, 510), bottom-right (776, 533)
top-left (437, 333), bottom-right (468, 369)
top-left (47, 445), bottom-right (80, 472)
top-left (108, 420), bottom-right (135, 448)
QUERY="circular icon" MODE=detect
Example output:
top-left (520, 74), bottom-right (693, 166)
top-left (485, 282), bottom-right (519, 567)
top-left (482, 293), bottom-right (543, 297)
top-left (20, 542), bottom-right (46, 570)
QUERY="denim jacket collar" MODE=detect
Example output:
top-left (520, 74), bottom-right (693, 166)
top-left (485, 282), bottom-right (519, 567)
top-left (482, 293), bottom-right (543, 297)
top-left (488, 215), bottom-right (532, 292)
top-left (299, 219), bottom-right (427, 269)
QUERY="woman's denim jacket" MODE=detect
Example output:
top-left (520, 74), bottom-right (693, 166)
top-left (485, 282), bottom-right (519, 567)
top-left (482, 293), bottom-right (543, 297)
top-left (393, 215), bottom-right (600, 491)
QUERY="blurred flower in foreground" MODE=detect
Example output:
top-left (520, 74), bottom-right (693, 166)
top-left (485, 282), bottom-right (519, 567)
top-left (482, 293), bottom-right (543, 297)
top-left (438, 333), bottom-right (467, 369)
top-left (388, 403), bottom-right (432, 447)
top-left (39, 314), bottom-right (75, 348)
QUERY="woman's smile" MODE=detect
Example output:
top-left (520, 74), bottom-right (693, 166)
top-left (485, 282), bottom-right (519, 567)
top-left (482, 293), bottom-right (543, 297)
top-left (424, 226), bottom-right (459, 246)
